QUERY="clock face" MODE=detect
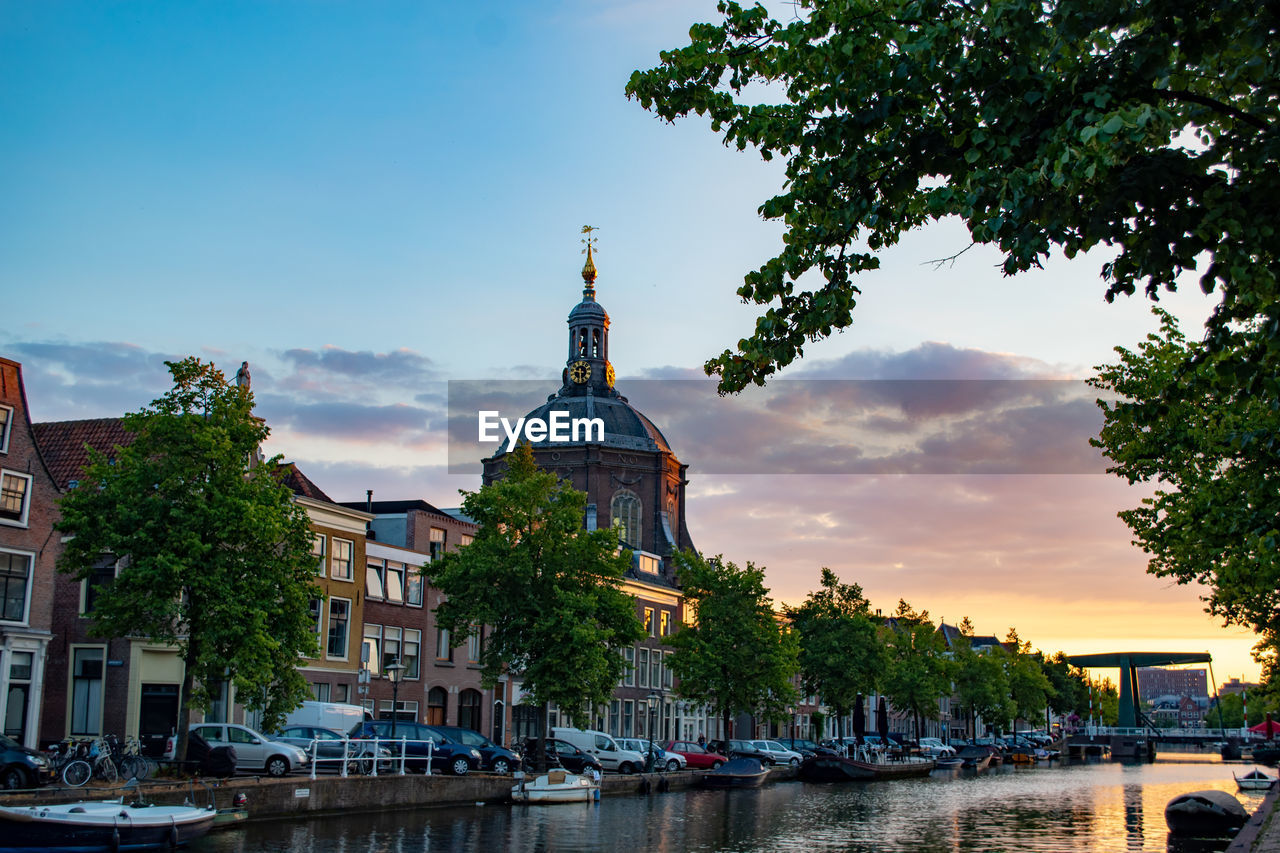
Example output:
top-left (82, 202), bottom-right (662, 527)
top-left (570, 360), bottom-right (592, 384)
top-left (605, 363), bottom-right (615, 387)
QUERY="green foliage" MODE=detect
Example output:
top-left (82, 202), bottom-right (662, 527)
top-left (1003, 630), bottom-right (1055, 730)
top-left (784, 568), bottom-right (884, 735)
top-left (667, 552), bottom-right (799, 735)
top-left (952, 637), bottom-right (1011, 737)
top-left (1205, 692), bottom-right (1244, 729)
top-left (880, 600), bottom-right (951, 740)
top-left (1090, 677), bottom-right (1121, 726)
top-left (628, 0), bottom-right (1279, 394)
top-left (1042, 652), bottom-right (1090, 717)
top-left (428, 444), bottom-right (644, 725)
top-left (1091, 309), bottom-right (1280, 660)
top-left (56, 358), bottom-right (320, 739)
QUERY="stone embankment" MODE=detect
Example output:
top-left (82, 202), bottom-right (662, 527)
top-left (1230, 784), bottom-right (1280, 852)
top-left (0, 765), bottom-right (798, 821)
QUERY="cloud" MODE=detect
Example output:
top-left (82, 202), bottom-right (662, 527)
top-left (278, 346), bottom-right (440, 393)
top-left (791, 340), bottom-right (1068, 380)
top-left (5, 341), bottom-right (184, 421)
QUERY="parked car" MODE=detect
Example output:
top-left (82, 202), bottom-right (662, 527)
top-left (1, 734), bottom-right (54, 789)
top-left (166, 723), bottom-right (308, 777)
top-left (617, 738), bottom-right (686, 772)
top-left (917, 737), bottom-right (957, 758)
top-left (525, 737), bottom-right (603, 775)
top-left (431, 725), bottom-right (521, 774)
top-left (349, 720), bottom-right (481, 776)
top-left (750, 740), bottom-right (803, 766)
top-left (549, 727), bottom-right (645, 774)
top-left (271, 725), bottom-right (387, 773)
top-left (709, 739), bottom-right (774, 765)
top-left (664, 740), bottom-right (729, 770)
top-left (776, 737), bottom-right (836, 758)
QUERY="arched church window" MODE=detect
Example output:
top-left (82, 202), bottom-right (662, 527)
top-left (611, 490), bottom-right (642, 550)
top-left (577, 329), bottom-right (588, 357)
top-left (592, 329), bottom-right (601, 357)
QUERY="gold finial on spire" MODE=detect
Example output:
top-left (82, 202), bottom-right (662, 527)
top-left (580, 225), bottom-right (599, 287)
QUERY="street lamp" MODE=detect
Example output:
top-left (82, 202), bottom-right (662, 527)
top-left (385, 660), bottom-right (406, 741)
top-left (645, 690), bottom-right (661, 773)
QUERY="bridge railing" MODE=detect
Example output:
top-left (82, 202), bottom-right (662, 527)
top-left (1075, 725), bottom-right (1249, 739)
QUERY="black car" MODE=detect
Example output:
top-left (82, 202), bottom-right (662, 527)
top-left (1, 734), bottom-right (54, 789)
top-left (348, 720), bottom-right (481, 776)
top-left (431, 725), bottom-right (522, 774)
top-left (709, 739), bottom-right (774, 765)
top-left (524, 737), bottom-right (602, 775)
top-left (777, 737), bottom-right (838, 758)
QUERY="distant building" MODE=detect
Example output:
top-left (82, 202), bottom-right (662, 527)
top-left (1137, 667), bottom-right (1207, 703)
top-left (1218, 677), bottom-right (1260, 698)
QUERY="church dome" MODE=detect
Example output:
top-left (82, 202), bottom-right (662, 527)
top-left (519, 393), bottom-right (674, 455)
top-left (568, 296), bottom-right (608, 323)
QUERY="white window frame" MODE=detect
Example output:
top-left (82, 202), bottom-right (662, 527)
top-left (0, 469), bottom-right (33, 528)
top-left (385, 562), bottom-right (404, 604)
top-left (69, 644), bottom-right (106, 737)
top-left (0, 547), bottom-right (34, 625)
top-left (311, 534), bottom-right (326, 577)
top-left (403, 628), bottom-right (421, 679)
top-left (365, 559), bottom-right (384, 599)
top-left (326, 596), bottom-right (351, 660)
top-left (0, 404), bottom-right (12, 454)
top-left (331, 538), bottom-right (354, 581)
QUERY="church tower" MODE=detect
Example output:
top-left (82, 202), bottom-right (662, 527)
top-left (481, 235), bottom-right (695, 585)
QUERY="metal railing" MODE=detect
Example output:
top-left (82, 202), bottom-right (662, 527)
top-left (306, 736), bottom-right (430, 779)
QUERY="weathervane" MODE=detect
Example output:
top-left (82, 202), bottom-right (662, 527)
top-left (580, 225), bottom-right (599, 287)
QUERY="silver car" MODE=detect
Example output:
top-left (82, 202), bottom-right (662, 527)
top-left (750, 739), bottom-right (803, 766)
top-left (171, 723), bottom-right (309, 777)
top-left (617, 737), bottom-right (686, 772)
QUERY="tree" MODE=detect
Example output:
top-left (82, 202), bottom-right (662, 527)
top-left (1091, 309), bottom-right (1280, 655)
top-left (784, 569), bottom-right (885, 742)
top-left (1003, 630), bottom-right (1054, 733)
top-left (56, 358), bottom-right (320, 758)
top-left (428, 444), bottom-right (643, 767)
top-left (667, 552), bottom-right (799, 737)
top-left (951, 630), bottom-right (1011, 738)
top-left (1042, 652), bottom-right (1089, 723)
top-left (627, 0), bottom-right (1278, 393)
top-left (881, 600), bottom-right (951, 741)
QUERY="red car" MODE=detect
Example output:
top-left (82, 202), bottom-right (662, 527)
top-left (664, 740), bottom-right (728, 769)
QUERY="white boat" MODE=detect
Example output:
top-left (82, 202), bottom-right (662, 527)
top-left (511, 769), bottom-right (598, 804)
top-left (1235, 768), bottom-right (1276, 791)
top-left (0, 799), bottom-right (216, 851)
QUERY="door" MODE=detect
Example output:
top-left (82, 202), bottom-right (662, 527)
top-left (139, 684), bottom-right (179, 757)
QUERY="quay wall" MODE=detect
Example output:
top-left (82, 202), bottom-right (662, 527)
top-left (0, 766), bottom-right (798, 821)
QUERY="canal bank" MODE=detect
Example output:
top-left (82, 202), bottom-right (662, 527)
top-left (1229, 783), bottom-right (1280, 852)
top-left (0, 766), bottom-right (798, 820)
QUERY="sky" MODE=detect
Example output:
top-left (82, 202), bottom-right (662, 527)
top-left (1, 1), bottom-right (1258, 684)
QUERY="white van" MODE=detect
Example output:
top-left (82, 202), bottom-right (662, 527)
top-left (550, 727), bottom-right (645, 774)
top-left (284, 701), bottom-right (370, 734)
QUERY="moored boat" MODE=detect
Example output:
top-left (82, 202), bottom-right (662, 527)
top-left (0, 799), bottom-right (216, 852)
top-left (511, 769), bottom-right (598, 804)
top-left (1164, 790), bottom-right (1248, 837)
top-left (1235, 768), bottom-right (1276, 791)
top-left (699, 757), bottom-right (769, 788)
top-left (798, 754), bottom-right (935, 783)
top-left (956, 746), bottom-right (993, 771)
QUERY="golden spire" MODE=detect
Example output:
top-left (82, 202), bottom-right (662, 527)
top-left (580, 225), bottom-right (599, 287)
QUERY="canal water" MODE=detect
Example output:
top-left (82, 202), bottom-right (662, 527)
top-left (191, 753), bottom-right (1263, 852)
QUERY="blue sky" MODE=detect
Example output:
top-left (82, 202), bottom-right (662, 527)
top-left (1, 1), bottom-right (1255, 681)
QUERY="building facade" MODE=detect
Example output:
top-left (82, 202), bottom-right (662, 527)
top-left (0, 358), bottom-right (57, 751)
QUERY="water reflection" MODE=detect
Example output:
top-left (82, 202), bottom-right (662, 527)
top-left (193, 755), bottom-right (1263, 853)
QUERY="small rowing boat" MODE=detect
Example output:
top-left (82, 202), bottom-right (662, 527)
top-left (0, 799), bottom-right (216, 852)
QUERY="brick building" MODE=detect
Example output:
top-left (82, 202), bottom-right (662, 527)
top-left (0, 358), bottom-right (58, 752)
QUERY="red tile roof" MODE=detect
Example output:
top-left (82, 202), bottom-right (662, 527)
top-left (32, 418), bottom-right (135, 490)
top-left (281, 463), bottom-right (335, 504)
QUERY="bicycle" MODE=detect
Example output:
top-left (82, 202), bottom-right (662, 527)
top-left (52, 739), bottom-right (92, 788)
